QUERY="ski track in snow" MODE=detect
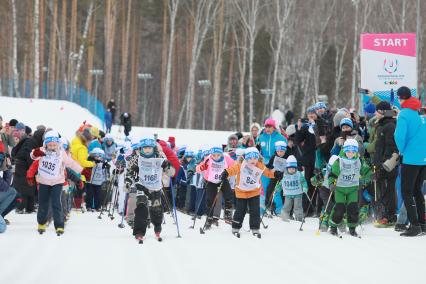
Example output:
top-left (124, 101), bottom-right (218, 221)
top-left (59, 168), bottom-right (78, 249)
top-left (1, 211), bottom-right (425, 284)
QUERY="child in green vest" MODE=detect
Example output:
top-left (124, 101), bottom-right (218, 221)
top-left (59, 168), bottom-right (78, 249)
top-left (328, 139), bottom-right (371, 237)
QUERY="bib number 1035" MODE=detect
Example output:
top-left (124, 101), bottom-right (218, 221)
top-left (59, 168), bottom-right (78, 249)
top-left (41, 161), bottom-right (56, 171)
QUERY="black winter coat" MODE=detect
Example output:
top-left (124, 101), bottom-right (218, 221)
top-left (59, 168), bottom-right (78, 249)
top-left (11, 129), bottom-right (44, 196)
top-left (374, 115), bottom-right (397, 176)
top-left (295, 125), bottom-right (316, 167)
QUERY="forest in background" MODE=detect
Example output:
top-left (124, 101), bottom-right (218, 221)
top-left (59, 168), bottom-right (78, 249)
top-left (0, 0), bottom-right (424, 130)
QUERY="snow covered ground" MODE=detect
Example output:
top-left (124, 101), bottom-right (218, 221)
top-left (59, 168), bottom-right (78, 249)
top-left (1, 210), bottom-right (425, 284)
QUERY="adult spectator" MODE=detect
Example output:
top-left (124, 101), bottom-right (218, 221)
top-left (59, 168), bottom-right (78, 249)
top-left (120, 112), bottom-right (132, 137)
top-left (373, 101), bottom-right (398, 226)
top-left (11, 128), bottom-right (45, 213)
top-left (285, 110), bottom-right (294, 127)
top-left (104, 109), bottom-right (113, 133)
top-left (107, 99), bottom-right (117, 123)
top-left (394, 86), bottom-right (426, 237)
top-left (0, 119), bottom-right (17, 155)
top-left (241, 123), bottom-right (261, 148)
top-left (0, 145), bottom-right (17, 233)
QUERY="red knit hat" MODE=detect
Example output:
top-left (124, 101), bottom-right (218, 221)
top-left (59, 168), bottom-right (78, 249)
top-left (264, 118), bottom-right (276, 128)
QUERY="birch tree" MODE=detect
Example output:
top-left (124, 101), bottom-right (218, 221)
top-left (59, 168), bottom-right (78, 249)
top-left (33, 0), bottom-right (40, 99)
top-left (11, 0), bottom-right (19, 97)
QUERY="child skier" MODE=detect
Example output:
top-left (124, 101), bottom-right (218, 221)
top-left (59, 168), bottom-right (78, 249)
top-left (102, 134), bottom-right (117, 162)
top-left (30, 130), bottom-right (82, 235)
top-left (265, 141), bottom-right (287, 213)
top-left (133, 136), bottom-right (175, 243)
top-left (86, 148), bottom-right (109, 211)
top-left (278, 155), bottom-right (308, 222)
top-left (328, 139), bottom-right (371, 237)
top-left (223, 147), bottom-right (280, 238)
top-left (196, 146), bottom-right (235, 229)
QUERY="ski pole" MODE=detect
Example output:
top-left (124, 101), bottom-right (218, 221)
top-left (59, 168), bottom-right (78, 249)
top-left (299, 185), bottom-right (318, 231)
top-left (161, 188), bottom-right (175, 220)
top-left (259, 182), bottom-right (281, 229)
top-left (109, 182), bottom-right (120, 220)
top-left (315, 188), bottom-right (334, 235)
top-left (200, 182), bottom-right (223, 234)
top-left (189, 187), bottom-right (206, 229)
top-left (98, 170), bottom-right (116, 219)
top-left (170, 177), bottom-right (182, 238)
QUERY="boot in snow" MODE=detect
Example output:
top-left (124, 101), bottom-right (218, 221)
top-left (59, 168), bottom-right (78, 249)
top-left (56, 227), bottom-right (64, 236)
top-left (400, 225), bottom-right (422, 237)
top-left (349, 227), bottom-right (358, 237)
top-left (224, 209), bottom-right (233, 224)
top-left (329, 226), bottom-right (338, 236)
top-left (38, 224), bottom-right (46, 234)
top-left (394, 223), bottom-right (408, 232)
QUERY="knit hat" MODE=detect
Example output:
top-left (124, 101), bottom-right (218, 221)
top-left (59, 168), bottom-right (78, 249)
top-left (364, 102), bottom-right (376, 115)
top-left (25, 126), bottom-right (32, 135)
top-left (210, 146), bottom-right (223, 155)
top-left (103, 133), bottom-right (114, 142)
top-left (15, 122), bottom-right (25, 131)
top-left (228, 134), bottom-right (238, 141)
top-left (244, 147), bottom-right (260, 160)
top-left (339, 118), bottom-right (353, 129)
top-left (397, 86), bottom-right (412, 100)
top-left (307, 106), bottom-right (317, 114)
top-left (140, 135), bottom-right (156, 148)
top-left (44, 130), bottom-right (60, 145)
top-left (8, 119), bottom-right (18, 127)
top-left (333, 111), bottom-right (347, 128)
top-left (90, 148), bottom-right (105, 158)
top-left (285, 124), bottom-right (296, 137)
top-left (250, 122), bottom-right (261, 132)
top-left (264, 118), bottom-right (276, 128)
top-left (376, 101), bottom-right (391, 112)
top-left (315, 102), bottom-right (327, 110)
top-left (343, 139), bottom-right (358, 153)
top-left (286, 155), bottom-right (298, 168)
top-left (90, 127), bottom-right (100, 139)
top-left (184, 149), bottom-right (195, 158)
top-left (275, 141), bottom-right (287, 151)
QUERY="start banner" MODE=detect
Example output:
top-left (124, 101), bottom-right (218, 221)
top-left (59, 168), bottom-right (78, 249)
top-left (360, 33), bottom-right (417, 106)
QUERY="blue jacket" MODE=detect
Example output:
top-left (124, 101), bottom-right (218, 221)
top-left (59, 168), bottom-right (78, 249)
top-left (104, 111), bottom-right (113, 128)
top-left (394, 99), bottom-right (426, 165)
top-left (102, 142), bottom-right (117, 161)
top-left (0, 170), bottom-right (12, 192)
top-left (88, 139), bottom-right (102, 154)
top-left (258, 130), bottom-right (287, 164)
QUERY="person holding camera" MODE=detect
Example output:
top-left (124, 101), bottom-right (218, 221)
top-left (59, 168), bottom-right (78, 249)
top-left (373, 101), bottom-right (398, 227)
top-left (394, 86), bottom-right (426, 237)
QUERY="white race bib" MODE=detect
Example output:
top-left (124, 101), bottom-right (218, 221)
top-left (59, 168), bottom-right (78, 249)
top-left (138, 157), bottom-right (165, 191)
top-left (238, 161), bottom-right (264, 191)
top-left (38, 153), bottom-right (61, 179)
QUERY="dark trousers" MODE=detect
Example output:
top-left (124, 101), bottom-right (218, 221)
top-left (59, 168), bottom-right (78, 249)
top-left (193, 187), bottom-right (206, 216)
top-left (17, 193), bottom-right (35, 213)
top-left (401, 164), bottom-right (426, 226)
top-left (188, 185), bottom-right (197, 214)
top-left (176, 184), bottom-right (187, 209)
top-left (205, 180), bottom-right (233, 217)
top-left (37, 184), bottom-right (64, 229)
top-left (133, 191), bottom-right (163, 236)
top-left (319, 186), bottom-right (334, 214)
top-left (377, 175), bottom-right (397, 221)
top-left (265, 178), bottom-right (278, 209)
top-left (85, 183), bottom-right (104, 210)
top-left (303, 165), bottom-right (316, 214)
top-left (233, 195), bottom-right (260, 230)
top-left (1, 192), bottom-right (20, 217)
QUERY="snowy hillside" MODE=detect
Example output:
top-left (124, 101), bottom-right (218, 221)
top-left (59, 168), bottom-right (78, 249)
top-left (0, 96), bottom-right (103, 140)
top-left (1, 211), bottom-right (425, 284)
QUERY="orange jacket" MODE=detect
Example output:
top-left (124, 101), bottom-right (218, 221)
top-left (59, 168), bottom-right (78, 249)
top-left (226, 160), bottom-right (274, 199)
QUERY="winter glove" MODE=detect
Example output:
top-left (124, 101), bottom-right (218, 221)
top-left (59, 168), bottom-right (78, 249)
top-left (198, 159), bottom-right (209, 171)
top-left (32, 147), bottom-right (45, 158)
top-left (187, 170), bottom-right (195, 181)
top-left (220, 170), bottom-right (229, 181)
top-left (274, 171), bottom-right (284, 180)
top-left (77, 181), bottom-right (85, 190)
top-left (102, 161), bottom-right (111, 169)
top-left (135, 183), bottom-right (151, 198)
top-left (26, 177), bottom-right (35, 187)
top-left (161, 160), bottom-right (170, 170)
top-left (87, 156), bottom-right (96, 162)
top-left (81, 168), bottom-right (92, 181)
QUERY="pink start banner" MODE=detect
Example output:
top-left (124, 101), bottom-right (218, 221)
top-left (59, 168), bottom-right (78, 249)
top-left (360, 33), bottom-right (417, 102)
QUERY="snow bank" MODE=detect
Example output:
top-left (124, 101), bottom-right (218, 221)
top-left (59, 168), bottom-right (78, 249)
top-left (0, 96), bottom-right (103, 140)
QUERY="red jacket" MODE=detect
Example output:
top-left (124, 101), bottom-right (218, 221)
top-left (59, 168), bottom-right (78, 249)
top-left (158, 140), bottom-right (180, 177)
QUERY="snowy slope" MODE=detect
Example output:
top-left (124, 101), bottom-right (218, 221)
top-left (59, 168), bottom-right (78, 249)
top-left (0, 96), bottom-right (103, 140)
top-left (1, 211), bottom-right (425, 284)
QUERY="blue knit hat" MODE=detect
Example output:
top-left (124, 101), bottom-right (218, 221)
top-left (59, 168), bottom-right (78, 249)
top-left (340, 118), bottom-right (353, 129)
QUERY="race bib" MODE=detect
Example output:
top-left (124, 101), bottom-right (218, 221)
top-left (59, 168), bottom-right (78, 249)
top-left (238, 161), bottom-right (264, 191)
top-left (138, 157), bottom-right (165, 191)
top-left (272, 157), bottom-right (286, 172)
top-left (207, 160), bottom-right (226, 184)
top-left (38, 153), bottom-right (61, 179)
top-left (91, 164), bottom-right (106, 185)
top-left (336, 157), bottom-right (361, 187)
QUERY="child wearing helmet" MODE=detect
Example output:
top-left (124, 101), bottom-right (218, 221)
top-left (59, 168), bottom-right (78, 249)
top-left (196, 145), bottom-right (235, 229)
top-left (222, 147), bottom-right (280, 237)
top-left (132, 135), bottom-right (175, 242)
top-left (278, 155), bottom-right (307, 222)
top-left (85, 148), bottom-right (108, 211)
top-left (328, 139), bottom-right (371, 237)
top-left (29, 130), bottom-right (82, 235)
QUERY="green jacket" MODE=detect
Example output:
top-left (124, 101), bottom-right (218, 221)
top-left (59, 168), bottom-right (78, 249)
top-left (328, 151), bottom-right (371, 189)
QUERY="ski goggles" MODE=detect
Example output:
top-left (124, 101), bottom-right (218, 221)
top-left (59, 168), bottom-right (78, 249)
top-left (275, 145), bottom-right (287, 152)
top-left (286, 162), bottom-right (298, 168)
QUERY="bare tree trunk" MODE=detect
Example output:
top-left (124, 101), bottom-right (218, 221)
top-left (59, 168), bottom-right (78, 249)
top-left (33, 0), bottom-right (40, 99)
top-left (164, 0), bottom-right (179, 128)
top-left (39, 0), bottom-right (45, 97)
top-left (11, 0), bottom-right (20, 97)
top-left (351, 0), bottom-right (359, 109)
top-left (48, 0), bottom-right (58, 99)
top-left (417, 0), bottom-right (422, 88)
top-left (225, 31), bottom-right (236, 130)
top-left (159, 0), bottom-right (169, 127)
top-left (120, 0), bottom-right (132, 114)
top-left (129, 12), bottom-right (140, 120)
top-left (234, 27), bottom-right (247, 130)
top-left (104, 0), bottom-right (117, 104)
top-left (87, 9), bottom-right (96, 94)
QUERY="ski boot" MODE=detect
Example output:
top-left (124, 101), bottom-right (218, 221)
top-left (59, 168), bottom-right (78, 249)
top-left (329, 226), bottom-right (339, 237)
top-left (232, 228), bottom-right (241, 238)
top-left (349, 227), bottom-right (359, 238)
top-left (37, 224), bottom-right (47, 234)
top-left (56, 227), bottom-right (64, 236)
top-left (394, 223), bottom-right (408, 232)
top-left (338, 223), bottom-right (347, 233)
top-left (135, 234), bottom-right (145, 244)
top-left (400, 225), bottom-right (422, 237)
top-left (155, 232), bottom-right (163, 242)
top-left (252, 229), bottom-right (261, 239)
top-left (224, 209), bottom-right (233, 224)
